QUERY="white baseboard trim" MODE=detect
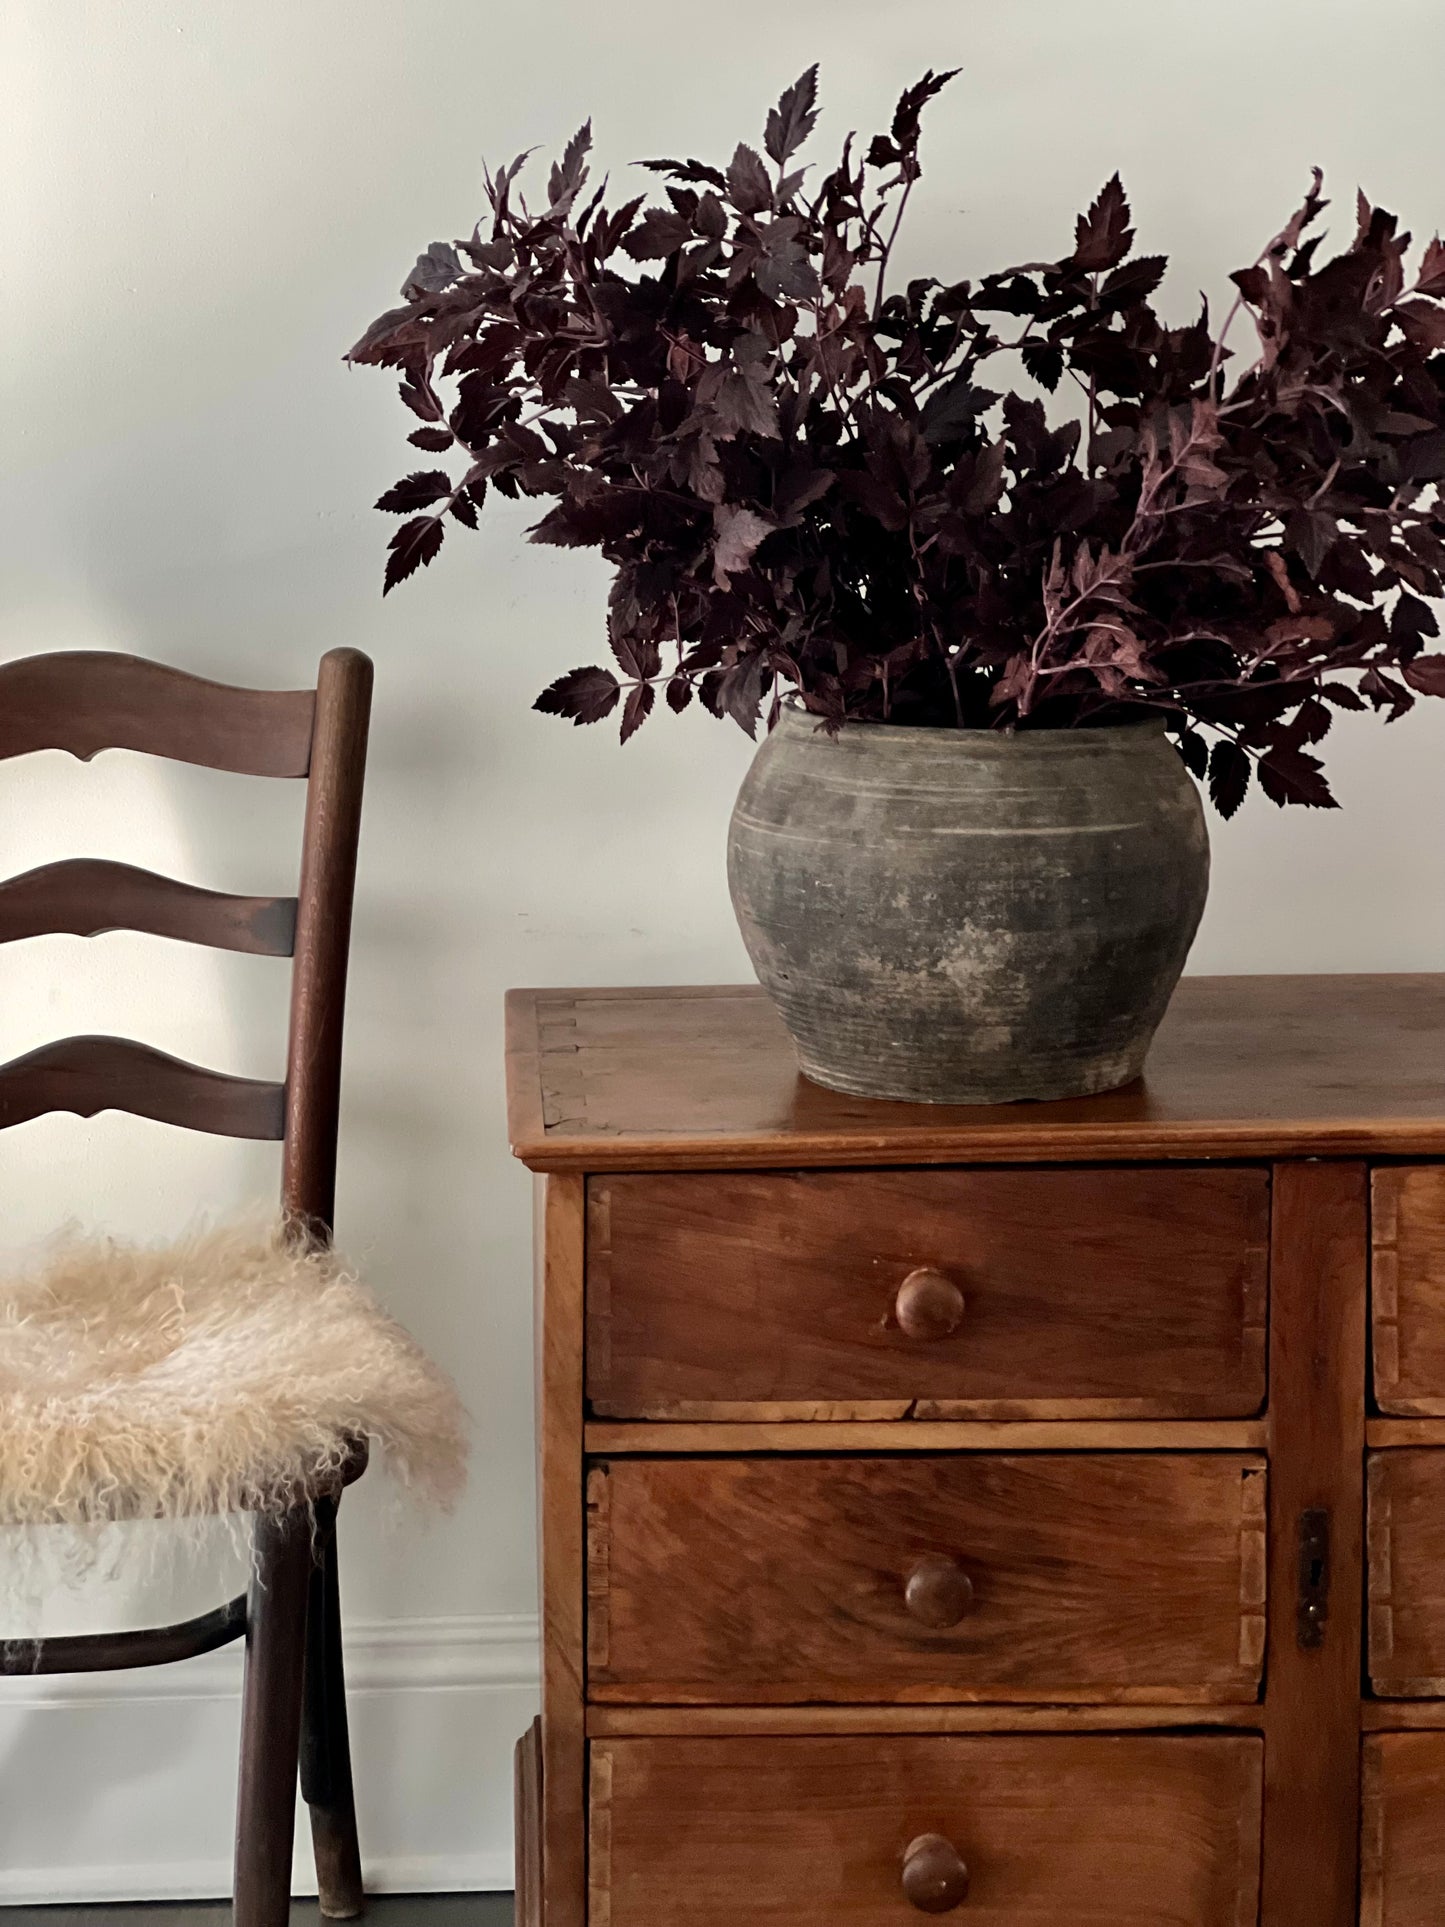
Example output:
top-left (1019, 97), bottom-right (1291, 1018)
top-left (0, 1611), bottom-right (540, 1705)
top-left (0, 1612), bottom-right (539, 1905)
top-left (0, 1851), bottom-right (517, 1905)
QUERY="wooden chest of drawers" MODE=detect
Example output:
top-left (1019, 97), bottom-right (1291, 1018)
top-left (506, 975), bottom-right (1445, 1927)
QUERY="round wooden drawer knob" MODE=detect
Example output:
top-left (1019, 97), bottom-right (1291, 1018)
top-left (894, 1267), bottom-right (965, 1340)
top-left (904, 1554), bottom-right (975, 1629)
top-left (902, 1833), bottom-right (970, 1912)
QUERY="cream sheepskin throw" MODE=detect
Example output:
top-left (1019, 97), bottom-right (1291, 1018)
top-left (0, 1218), bottom-right (468, 1529)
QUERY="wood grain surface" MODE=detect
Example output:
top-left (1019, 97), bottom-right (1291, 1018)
top-left (506, 976), bottom-right (1445, 1171)
top-left (514, 1717), bottom-right (543, 1927)
top-left (589, 1733), bottom-right (1263, 1926)
top-left (586, 1453), bottom-right (1267, 1704)
top-left (1373, 1168), bottom-right (1445, 1414)
top-left (586, 1702), bottom-right (1265, 1737)
top-left (1361, 1732), bottom-right (1445, 1927)
top-left (585, 1419), bottom-right (1269, 1453)
top-left (587, 1165), bottom-right (1268, 1419)
top-left (0, 858), bottom-right (297, 954)
top-left (0, 1034), bottom-right (285, 1137)
top-left (0, 650), bottom-right (316, 775)
top-left (536, 1175), bottom-right (588, 1927)
top-left (1367, 1450), bottom-right (1445, 1696)
top-left (1260, 1162), bottom-right (1367, 1927)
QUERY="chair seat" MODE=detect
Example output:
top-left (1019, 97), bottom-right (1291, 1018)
top-left (0, 1219), bottom-right (467, 1527)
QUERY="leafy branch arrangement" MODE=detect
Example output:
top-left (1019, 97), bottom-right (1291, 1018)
top-left (349, 66), bottom-right (1445, 812)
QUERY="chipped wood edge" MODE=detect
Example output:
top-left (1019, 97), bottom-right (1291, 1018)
top-left (1368, 1674), bottom-right (1445, 1697)
top-left (1367, 1456), bottom-right (1396, 1688)
top-left (538, 1172), bottom-right (588, 1927)
top-left (1371, 1168), bottom-right (1403, 1407)
top-left (1238, 1464), bottom-right (1268, 1676)
top-left (584, 1181), bottom-right (613, 1407)
top-left (585, 1702), bottom-right (1267, 1737)
top-left (538, 1000), bottom-right (588, 1133)
top-left (587, 1681), bottom-right (1270, 1708)
top-left (586, 1465), bottom-right (612, 1675)
top-left (1363, 1701), bottom-right (1445, 1728)
top-left (1368, 1418), bottom-right (1445, 1444)
top-left (1240, 1186), bottom-right (1271, 1405)
top-left (587, 1747), bottom-right (613, 1927)
top-left (1359, 1737), bottom-right (1385, 1927)
top-left (596, 1394), bottom-right (1270, 1423)
top-left (1234, 1736), bottom-right (1266, 1927)
top-left (504, 989), bottom-right (549, 1159)
top-left (583, 1419), bottom-right (1271, 1455)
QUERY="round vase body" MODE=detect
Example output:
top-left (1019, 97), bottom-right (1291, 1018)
top-left (727, 708), bottom-right (1209, 1105)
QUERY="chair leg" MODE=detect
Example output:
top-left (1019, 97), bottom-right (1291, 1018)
top-left (234, 1505), bottom-right (314, 1927)
top-left (301, 1496), bottom-right (365, 1918)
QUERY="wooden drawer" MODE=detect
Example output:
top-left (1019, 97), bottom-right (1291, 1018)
top-left (1373, 1168), bottom-right (1445, 1413)
top-left (586, 1166), bottom-right (1269, 1419)
top-left (586, 1454), bottom-right (1267, 1704)
top-left (1362, 1733), bottom-right (1445, 1927)
top-left (589, 1733), bottom-right (1264, 1925)
top-left (1367, 1451), bottom-right (1445, 1696)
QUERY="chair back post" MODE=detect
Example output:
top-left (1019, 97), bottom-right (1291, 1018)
top-left (281, 648), bottom-right (373, 1241)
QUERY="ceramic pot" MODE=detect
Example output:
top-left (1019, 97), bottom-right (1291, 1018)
top-left (726, 707), bottom-right (1209, 1104)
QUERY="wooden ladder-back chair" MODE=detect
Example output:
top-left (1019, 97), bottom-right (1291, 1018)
top-left (0, 647), bottom-right (374, 1925)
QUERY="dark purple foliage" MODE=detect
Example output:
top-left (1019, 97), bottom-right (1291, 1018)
top-left (349, 67), bottom-right (1445, 813)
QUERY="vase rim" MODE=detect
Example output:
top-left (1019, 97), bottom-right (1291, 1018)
top-left (774, 697), bottom-right (1169, 747)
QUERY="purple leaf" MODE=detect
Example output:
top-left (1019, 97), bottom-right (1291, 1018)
top-left (382, 515), bottom-right (445, 594)
top-left (765, 65), bottom-right (820, 167)
top-left (1417, 235), bottom-right (1445, 297)
top-left (1402, 654), bottom-right (1445, 696)
top-left (1207, 739), bottom-right (1250, 818)
top-left (1072, 175), bottom-right (1134, 272)
top-left (619, 678), bottom-right (655, 742)
top-left (1257, 743), bottom-right (1337, 809)
top-left (548, 121), bottom-right (592, 216)
top-left (637, 156), bottom-right (729, 190)
top-left (401, 242), bottom-right (463, 300)
top-left (726, 143), bottom-right (772, 216)
top-left (375, 470), bottom-right (452, 514)
top-left (712, 505), bottom-right (774, 584)
top-left (623, 208), bottom-right (695, 259)
top-left (534, 665), bottom-right (622, 725)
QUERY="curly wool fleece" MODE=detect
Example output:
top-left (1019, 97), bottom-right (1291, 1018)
top-left (0, 1218), bottom-right (468, 1528)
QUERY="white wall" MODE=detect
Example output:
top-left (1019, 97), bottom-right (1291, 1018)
top-left (1, 0), bottom-right (1442, 1901)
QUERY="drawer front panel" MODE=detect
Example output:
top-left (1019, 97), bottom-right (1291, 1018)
top-left (590, 1734), bottom-right (1264, 1926)
top-left (1368, 1451), bottom-right (1445, 1696)
top-left (1373, 1167), bottom-right (1445, 1414)
top-left (1363, 1733), bottom-right (1445, 1927)
top-left (587, 1454), bottom-right (1267, 1704)
top-left (586, 1166), bottom-right (1269, 1419)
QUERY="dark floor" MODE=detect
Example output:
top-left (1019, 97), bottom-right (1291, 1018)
top-left (6, 1899), bottom-right (510, 1925)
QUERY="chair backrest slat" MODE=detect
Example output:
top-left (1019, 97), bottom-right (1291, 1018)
top-left (0, 646), bottom-right (370, 1165)
top-left (0, 653), bottom-right (316, 777)
top-left (0, 859), bottom-right (297, 955)
top-left (0, 1036), bottom-right (286, 1139)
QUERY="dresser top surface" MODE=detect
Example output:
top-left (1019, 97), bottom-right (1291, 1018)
top-left (505, 974), bottom-right (1445, 1171)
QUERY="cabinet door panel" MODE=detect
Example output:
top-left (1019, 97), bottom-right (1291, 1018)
top-left (1367, 1451), bottom-right (1445, 1696)
top-left (1362, 1733), bottom-right (1445, 1927)
top-left (1373, 1168), bottom-right (1445, 1414)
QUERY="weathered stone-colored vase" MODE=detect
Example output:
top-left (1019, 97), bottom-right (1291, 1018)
top-left (727, 706), bottom-right (1209, 1105)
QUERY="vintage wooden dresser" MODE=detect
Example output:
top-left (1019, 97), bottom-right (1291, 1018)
top-left (506, 974), bottom-right (1445, 1927)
